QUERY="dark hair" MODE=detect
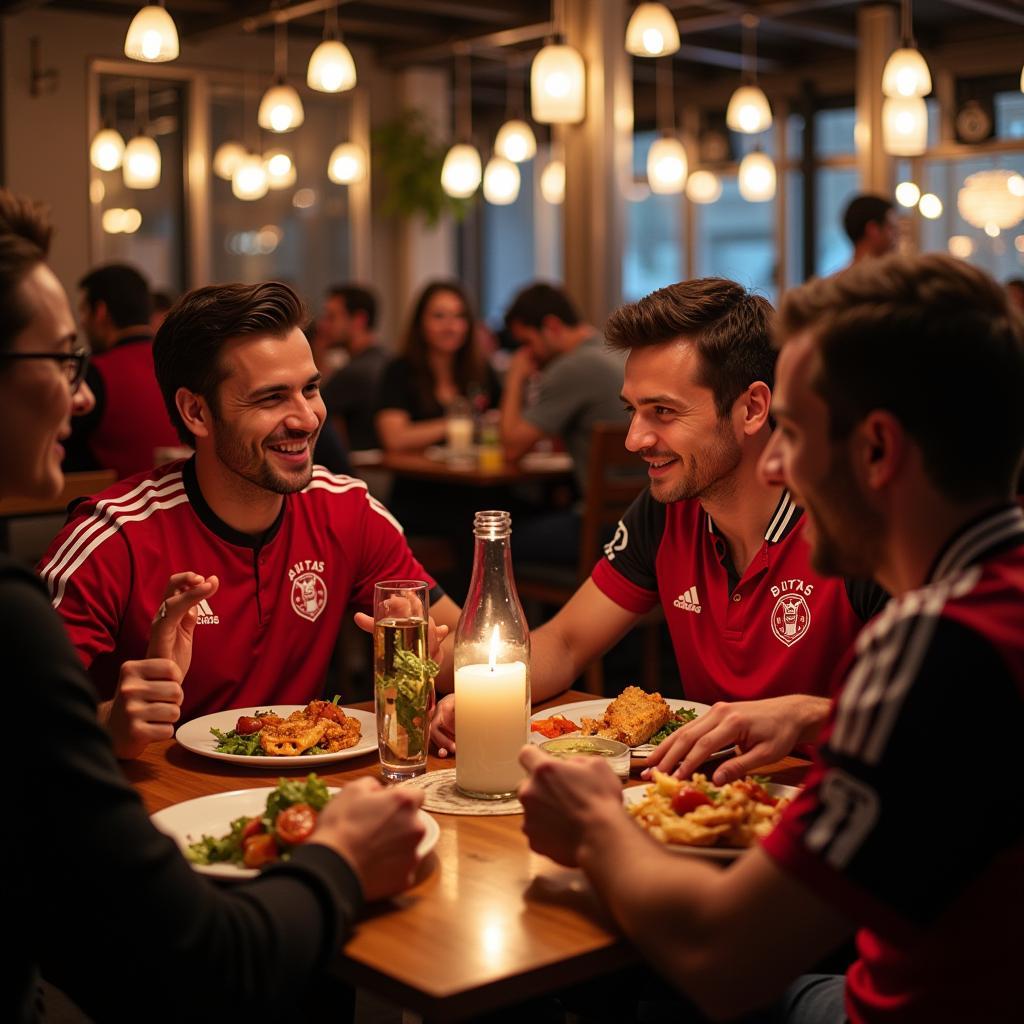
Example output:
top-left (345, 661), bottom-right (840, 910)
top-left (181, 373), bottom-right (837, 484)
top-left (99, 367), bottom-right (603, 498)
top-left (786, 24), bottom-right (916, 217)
top-left (779, 253), bottom-right (1024, 504)
top-left (78, 264), bottom-right (152, 327)
top-left (327, 283), bottom-right (377, 329)
top-left (153, 281), bottom-right (308, 445)
top-left (842, 194), bottom-right (894, 245)
top-left (401, 280), bottom-right (485, 409)
top-left (605, 278), bottom-right (776, 417)
top-left (504, 282), bottom-right (581, 329)
top-left (0, 188), bottom-right (53, 353)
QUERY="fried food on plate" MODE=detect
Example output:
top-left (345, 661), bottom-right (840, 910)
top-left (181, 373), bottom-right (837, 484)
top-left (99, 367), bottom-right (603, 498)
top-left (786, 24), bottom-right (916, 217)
top-left (212, 700), bottom-right (363, 757)
top-left (580, 686), bottom-right (670, 746)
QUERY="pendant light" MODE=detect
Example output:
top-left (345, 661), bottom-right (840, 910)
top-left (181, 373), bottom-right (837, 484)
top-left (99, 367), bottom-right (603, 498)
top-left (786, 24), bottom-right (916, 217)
top-left (307, 1), bottom-right (356, 93)
top-left (264, 148), bottom-right (296, 190)
top-left (441, 53), bottom-right (482, 199)
top-left (259, 20), bottom-right (304, 133)
top-left (738, 149), bottom-right (775, 202)
top-left (124, 2), bottom-right (179, 63)
top-left (483, 156), bottom-right (520, 205)
top-left (328, 142), bottom-right (367, 184)
top-left (90, 128), bottom-right (125, 171)
top-left (726, 16), bottom-right (772, 134)
top-left (494, 61), bottom-right (536, 163)
top-left (540, 141), bottom-right (565, 205)
top-left (232, 153), bottom-right (269, 201)
top-left (882, 95), bottom-right (927, 156)
top-left (531, 3), bottom-right (585, 125)
top-left (625, 3), bottom-right (680, 58)
top-left (213, 141), bottom-right (247, 181)
top-left (123, 82), bottom-right (161, 189)
top-left (881, 0), bottom-right (931, 98)
top-left (686, 169), bottom-right (722, 204)
top-left (646, 56), bottom-right (687, 194)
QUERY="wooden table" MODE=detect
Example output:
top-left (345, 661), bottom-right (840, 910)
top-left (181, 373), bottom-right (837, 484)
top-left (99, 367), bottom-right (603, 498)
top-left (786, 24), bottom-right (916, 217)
top-left (379, 449), bottom-right (574, 488)
top-left (126, 692), bottom-right (810, 1022)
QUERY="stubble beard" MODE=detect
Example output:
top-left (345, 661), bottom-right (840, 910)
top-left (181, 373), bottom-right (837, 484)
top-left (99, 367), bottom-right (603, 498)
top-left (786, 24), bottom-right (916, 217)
top-left (649, 416), bottom-right (743, 506)
top-left (214, 423), bottom-right (316, 497)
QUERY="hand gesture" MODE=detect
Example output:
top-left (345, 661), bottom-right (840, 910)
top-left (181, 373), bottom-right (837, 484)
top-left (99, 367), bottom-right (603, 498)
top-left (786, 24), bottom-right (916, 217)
top-left (146, 571), bottom-right (220, 674)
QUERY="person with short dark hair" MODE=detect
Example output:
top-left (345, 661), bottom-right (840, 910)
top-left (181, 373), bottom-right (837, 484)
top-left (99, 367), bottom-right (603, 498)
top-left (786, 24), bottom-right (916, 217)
top-left (517, 253), bottom-right (1024, 1023)
top-left (319, 283), bottom-right (387, 449)
top-left (842, 194), bottom-right (898, 264)
top-left (39, 279), bottom-right (461, 759)
top-left (1, 188), bottom-right (427, 1024)
top-left (67, 262), bottom-right (179, 477)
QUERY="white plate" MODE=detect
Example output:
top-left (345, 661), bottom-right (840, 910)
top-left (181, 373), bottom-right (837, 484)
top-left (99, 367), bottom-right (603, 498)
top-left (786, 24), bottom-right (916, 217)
top-left (175, 705), bottom-right (378, 767)
top-left (519, 450), bottom-right (573, 472)
top-left (622, 782), bottom-right (800, 861)
top-left (152, 786), bottom-right (441, 880)
top-left (530, 697), bottom-right (712, 758)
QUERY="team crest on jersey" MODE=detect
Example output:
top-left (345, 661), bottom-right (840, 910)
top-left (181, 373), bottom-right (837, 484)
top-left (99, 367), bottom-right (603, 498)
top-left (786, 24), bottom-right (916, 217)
top-left (603, 520), bottom-right (629, 561)
top-left (291, 571), bottom-right (328, 622)
top-left (770, 593), bottom-right (811, 647)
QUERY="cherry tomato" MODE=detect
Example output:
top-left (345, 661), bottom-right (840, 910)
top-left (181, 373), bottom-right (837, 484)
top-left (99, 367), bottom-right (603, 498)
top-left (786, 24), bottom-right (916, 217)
top-left (235, 716), bottom-right (264, 735)
top-left (241, 817), bottom-right (265, 841)
top-left (242, 832), bottom-right (279, 869)
top-left (275, 803), bottom-right (317, 846)
top-left (670, 787), bottom-right (712, 815)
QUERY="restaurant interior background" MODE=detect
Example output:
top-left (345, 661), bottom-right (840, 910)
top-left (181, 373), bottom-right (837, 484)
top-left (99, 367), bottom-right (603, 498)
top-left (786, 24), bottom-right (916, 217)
top-left (3, 0), bottom-right (1024, 346)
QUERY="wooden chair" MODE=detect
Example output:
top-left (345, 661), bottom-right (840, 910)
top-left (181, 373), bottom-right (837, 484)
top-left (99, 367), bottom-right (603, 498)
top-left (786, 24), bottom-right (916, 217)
top-left (516, 422), bottom-right (663, 695)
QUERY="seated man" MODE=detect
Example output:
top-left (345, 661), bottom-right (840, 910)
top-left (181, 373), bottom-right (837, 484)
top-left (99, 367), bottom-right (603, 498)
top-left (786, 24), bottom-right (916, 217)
top-left (519, 253), bottom-right (1024, 1022)
top-left (39, 280), bottom-right (460, 758)
top-left (433, 278), bottom-right (886, 773)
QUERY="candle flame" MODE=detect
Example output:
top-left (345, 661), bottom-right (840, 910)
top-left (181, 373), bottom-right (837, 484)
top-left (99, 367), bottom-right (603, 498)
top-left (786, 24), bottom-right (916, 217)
top-left (488, 624), bottom-right (500, 672)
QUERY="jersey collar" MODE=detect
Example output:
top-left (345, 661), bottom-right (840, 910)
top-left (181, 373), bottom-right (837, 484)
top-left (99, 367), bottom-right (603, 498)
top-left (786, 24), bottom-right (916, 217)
top-left (705, 488), bottom-right (801, 545)
top-left (927, 503), bottom-right (1024, 584)
top-left (183, 457), bottom-right (286, 550)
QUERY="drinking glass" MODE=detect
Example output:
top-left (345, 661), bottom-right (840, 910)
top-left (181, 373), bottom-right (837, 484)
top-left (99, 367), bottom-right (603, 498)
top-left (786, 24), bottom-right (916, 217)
top-left (373, 580), bottom-right (434, 781)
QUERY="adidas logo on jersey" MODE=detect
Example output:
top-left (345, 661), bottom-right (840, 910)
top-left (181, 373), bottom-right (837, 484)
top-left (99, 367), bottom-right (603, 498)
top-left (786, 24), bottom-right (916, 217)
top-left (195, 598), bottom-right (219, 625)
top-left (673, 585), bottom-right (701, 614)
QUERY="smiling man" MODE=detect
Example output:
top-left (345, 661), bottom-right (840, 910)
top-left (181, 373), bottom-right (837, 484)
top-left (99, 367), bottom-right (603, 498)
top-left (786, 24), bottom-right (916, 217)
top-left (38, 281), bottom-right (460, 758)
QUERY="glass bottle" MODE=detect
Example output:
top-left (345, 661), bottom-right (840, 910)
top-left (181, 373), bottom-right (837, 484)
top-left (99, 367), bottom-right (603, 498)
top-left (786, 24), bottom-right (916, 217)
top-left (453, 510), bottom-right (531, 798)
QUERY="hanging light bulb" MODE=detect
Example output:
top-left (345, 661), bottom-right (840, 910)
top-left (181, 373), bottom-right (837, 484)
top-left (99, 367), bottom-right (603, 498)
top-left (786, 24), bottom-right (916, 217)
top-left (232, 153), bottom-right (269, 201)
top-left (646, 136), bottom-right (687, 194)
top-left (90, 128), bottom-right (126, 171)
top-left (124, 3), bottom-right (179, 63)
top-left (482, 156), bottom-right (521, 205)
top-left (918, 192), bottom-right (942, 219)
top-left (686, 169), bottom-right (722, 204)
top-left (895, 180), bottom-right (921, 207)
top-left (881, 1), bottom-right (931, 98)
top-left (540, 158), bottom-right (565, 204)
top-left (121, 208), bottom-right (143, 234)
top-left (624, 3), bottom-right (681, 57)
top-left (726, 85), bottom-right (773, 134)
top-left (738, 150), bottom-right (776, 202)
top-left (531, 44), bottom-right (586, 124)
top-left (307, 39), bottom-right (357, 93)
top-left (213, 141), bottom-right (247, 181)
top-left (327, 142), bottom-right (367, 184)
top-left (258, 81), bottom-right (304, 133)
top-left (882, 95), bottom-right (927, 156)
top-left (122, 134), bottom-right (161, 188)
top-left (441, 144), bottom-right (482, 198)
top-left (494, 119), bottom-right (537, 163)
top-left (263, 149), bottom-right (296, 190)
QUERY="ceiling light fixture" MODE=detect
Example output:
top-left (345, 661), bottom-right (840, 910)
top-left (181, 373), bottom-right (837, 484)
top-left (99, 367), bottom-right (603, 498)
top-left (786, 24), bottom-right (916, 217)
top-left (882, 95), bottom-right (927, 156)
top-left (328, 142), bottom-right (367, 184)
top-left (726, 15), bottom-right (772, 134)
top-left (307, 1), bottom-right (356, 93)
top-left (124, 2), bottom-right (179, 63)
top-left (232, 152), bottom-right (269, 201)
top-left (685, 169), bottom-right (722, 204)
top-left (213, 141), bottom-right (248, 181)
top-left (123, 82), bottom-right (160, 188)
top-left (738, 149), bottom-right (776, 202)
top-left (259, 19), bottom-right (304, 132)
top-left (624, 3), bottom-right (680, 58)
top-left (646, 55), bottom-right (686, 194)
top-left (441, 52), bottom-right (482, 198)
top-left (264, 148), bottom-right (297, 189)
top-left (494, 60), bottom-right (536, 163)
top-left (532, 2), bottom-right (585, 124)
top-left (881, 0), bottom-right (931, 98)
top-left (90, 128), bottom-right (126, 171)
top-left (483, 156), bottom-right (521, 205)
top-left (540, 154), bottom-right (565, 205)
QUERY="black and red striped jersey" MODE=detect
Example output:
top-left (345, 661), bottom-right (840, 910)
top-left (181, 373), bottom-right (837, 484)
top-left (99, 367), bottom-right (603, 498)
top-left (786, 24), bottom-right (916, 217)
top-left (38, 458), bottom-right (438, 720)
top-left (763, 504), bottom-right (1024, 1023)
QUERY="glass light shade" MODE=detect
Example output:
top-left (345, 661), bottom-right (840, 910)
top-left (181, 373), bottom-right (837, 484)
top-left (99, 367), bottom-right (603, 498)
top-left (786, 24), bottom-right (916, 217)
top-left (531, 44), bottom-right (586, 124)
top-left (213, 141), bottom-right (247, 181)
top-left (624, 3), bottom-right (680, 57)
top-left (882, 95), bottom-right (927, 156)
top-left (121, 208), bottom-right (142, 233)
top-left (646, 136), bottom-right (687, 194)
top-left (957, 169), bottom-right (1024, 231)
top-left (918, 193), bottom-right (942, 219)
top-left (895, 180), bottom-right (921, 207)
top-left (232, 153), bottom-right (269, 201)
top-left (122, 134), bottom-right (161, 189)
top-left (881, 47), bottom-right (932, 98)
top-left (738, 151), bottom-right (776, 202)
top-left (90, 128), bottom-right (125, 171)
top-left (263, 149), bottom-right (296, 190)
top-left (327, 142), bottom-right (367, 184)
top-left (726, 85), bottom-right (773, 134)
top-left (685, 169), bottom-right (722, 204)
top-left (101, 208), bottom-right (125, 234)
top-left (441, 143), bottom-right (482, 198)
top-left (948, 235), bottom-right (973, 259)
top-left (539, 159), bottom-right (565, 204)
top-left (1009, 173), bottom-right (1024, 197)
top-left (494, 119), bottom-right (537, 163)
top-left (258, 81), bottom-right (305, 133)
top-left (482, 156), bottom-right (520, 205)
top-left (306, 38), bottom-right (357, 93)
top-left (124, 5), bottom-right (179, 63)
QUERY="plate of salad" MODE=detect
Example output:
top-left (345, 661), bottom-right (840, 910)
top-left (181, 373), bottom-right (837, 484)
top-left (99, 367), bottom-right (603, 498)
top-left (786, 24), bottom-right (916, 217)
top-left (153, 775), bottom-right (441, 880)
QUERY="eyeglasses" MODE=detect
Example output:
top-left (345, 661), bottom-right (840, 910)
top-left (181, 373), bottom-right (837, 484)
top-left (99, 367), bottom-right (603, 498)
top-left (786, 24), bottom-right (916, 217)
top-left (0, 346), bottom-right (90, 393)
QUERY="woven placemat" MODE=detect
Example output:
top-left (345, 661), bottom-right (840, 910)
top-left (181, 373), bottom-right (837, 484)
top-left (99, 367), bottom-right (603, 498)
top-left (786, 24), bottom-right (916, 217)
top-left (397, 768), bottom-right (523, 816)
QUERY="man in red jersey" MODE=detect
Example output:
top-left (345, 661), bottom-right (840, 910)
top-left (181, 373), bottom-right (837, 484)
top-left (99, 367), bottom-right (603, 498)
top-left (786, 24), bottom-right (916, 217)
top-left (518, 253), bottom-right (1024, 1023)
top-left (39, 280), bottom-right (461, 758)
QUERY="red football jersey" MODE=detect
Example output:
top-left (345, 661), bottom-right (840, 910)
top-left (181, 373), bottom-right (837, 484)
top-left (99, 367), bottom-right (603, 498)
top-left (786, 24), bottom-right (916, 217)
top-left (591, 488), bottom-right (883, 703)
top-left (762, 504), bottom-right (1024, 1023)
top-left (38, 459), bottom-right (438, 720)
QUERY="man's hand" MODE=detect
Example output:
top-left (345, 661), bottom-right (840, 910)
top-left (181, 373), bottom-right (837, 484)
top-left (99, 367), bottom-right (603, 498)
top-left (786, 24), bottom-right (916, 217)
top-left (641, 695), bottom-right (831, 785)
top-left (505, 345), bottom-right (539, 384)
top-left (430, 693), bottom-right (456, 756)
top-left (311, 777), bottom-right (426, 901)
top-left (146, 571), bottom-right (220, 673)
top-left (518, 744), bottom-right (624, 867)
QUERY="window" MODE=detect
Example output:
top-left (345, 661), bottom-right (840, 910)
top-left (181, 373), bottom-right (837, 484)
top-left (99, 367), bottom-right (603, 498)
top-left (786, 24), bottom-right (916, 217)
top-left (481, 159), bottom-right (538, 325)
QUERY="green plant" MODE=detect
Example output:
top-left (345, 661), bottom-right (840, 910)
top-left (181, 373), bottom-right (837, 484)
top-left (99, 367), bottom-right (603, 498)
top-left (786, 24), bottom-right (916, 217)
top-left (372, 108), bottom-right (472, 225)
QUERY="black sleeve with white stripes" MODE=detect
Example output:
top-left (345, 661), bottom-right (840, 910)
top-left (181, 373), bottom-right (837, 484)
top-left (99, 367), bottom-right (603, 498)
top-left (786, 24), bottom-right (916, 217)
top-left (843, 577), bottom-right (890, 622)
top-left (807, 616), bottom-right (1023, 925)
top-left (598, 487), bottom-right (664, 592)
